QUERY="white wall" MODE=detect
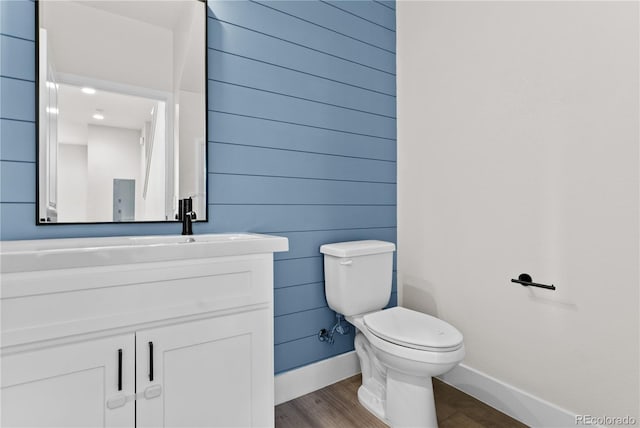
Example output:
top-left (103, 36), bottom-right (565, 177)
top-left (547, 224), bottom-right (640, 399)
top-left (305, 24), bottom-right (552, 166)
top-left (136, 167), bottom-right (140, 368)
top-left (172, 1), bottom-right (204, 95)
top-left (178, 90), bottom-right (206, 217)
top-left (173, 2), bottom-right (206, 218)
top-left (397, 1), bottom-right (639, 422)
top-left (87, 125), bottom-right (141, 222)
top-left (42, 1), bottom-right (173, 92)
top-left (57, 144), bottom-right (87, 222)
top-left (141, 103), bottom-right (166, 221)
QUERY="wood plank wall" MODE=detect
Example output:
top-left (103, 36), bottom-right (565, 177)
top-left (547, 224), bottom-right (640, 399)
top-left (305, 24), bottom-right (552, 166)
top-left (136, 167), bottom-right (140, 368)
top-left (0, 0), bottom-right (397, 374)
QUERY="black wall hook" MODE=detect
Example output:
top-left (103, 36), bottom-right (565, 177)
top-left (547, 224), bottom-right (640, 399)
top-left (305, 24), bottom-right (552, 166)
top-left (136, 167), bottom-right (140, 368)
top-left (511, 273), bottom-right (556, 290)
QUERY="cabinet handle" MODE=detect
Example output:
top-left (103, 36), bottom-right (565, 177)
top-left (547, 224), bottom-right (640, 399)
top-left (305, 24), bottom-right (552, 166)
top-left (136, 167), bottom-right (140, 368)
top-left (117, 349), bottom-right (122, 391)
top-left (148, 342), bottom-right (154, 382)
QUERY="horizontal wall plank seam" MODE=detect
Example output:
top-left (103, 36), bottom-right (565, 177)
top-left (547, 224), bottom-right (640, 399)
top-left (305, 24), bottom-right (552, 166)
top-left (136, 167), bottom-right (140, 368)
top-left (0, 201), bottom-right (33, 205)
top-left (0, 118), bottom-right (35, 125)
top-left (209, 172), bottom-right (396, 185)
top-left (274, 305), bottom-right (329, 318)
top-left (273, 294), bottom-right (397, 320)
top-left (0, 33), bottom-right (34, 43)
top-left (320, 1), bottom-right (395, 32)
top-left (213, 204), bottom-right (395, 209)
top-left (274, 280), bottom-right (327, 291)
top-left (275, 257), bottom-right (399, 264)
top-left (273, 291), bottom-right (398, 321)
top-left (274, 289), bottom-right (397, 320)
top-left (0, 159), bottom-right (35, 164)
top-left (209, 141), bottom-right (395, 163)
top-left (209, 79), bottom-right (396, 119)
top-left (373, 0), bottom-right (395, 11)
top-left (210, 203), bottom-right (397, 207)
top-left (208, 48), bottom-right (396, 98)
top-left (276, 307), bottom-right (327, 318)
top-left (0, 117), bottom-right (35, 124)
top-left (262, 226), bottom-right (397, 234)
top-left (0, 75), bottom-right (34, 84)
top-left (275, 332), bottom-right (328, 346)
top-left (275, 255), bottom-right (322, 262)
top-left (248, 0), bottom-right (395, 54)
top-left (210, 110), bottom-right (396, 141)
top-left (275, 281), bottom-right (324, 288)
top-left (209, 17), bottom-right (395, 77)
top-left (0, 208), bottom-right (398, 235)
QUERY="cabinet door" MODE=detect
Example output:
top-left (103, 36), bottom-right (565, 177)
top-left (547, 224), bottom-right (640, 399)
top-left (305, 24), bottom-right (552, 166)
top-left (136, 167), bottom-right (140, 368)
top-left (136, 309), bottom-right (273, 428)
top-left (1, 334), bottom-right (135, 428)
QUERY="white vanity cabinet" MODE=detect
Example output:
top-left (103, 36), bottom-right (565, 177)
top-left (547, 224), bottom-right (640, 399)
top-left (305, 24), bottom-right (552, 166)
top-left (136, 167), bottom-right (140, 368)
top-left (2, 334), bottom-right (136, 427)
top-left (0, 233), bottom-right (288, 428)
top-left (136, 310), bottom-right (272, 428)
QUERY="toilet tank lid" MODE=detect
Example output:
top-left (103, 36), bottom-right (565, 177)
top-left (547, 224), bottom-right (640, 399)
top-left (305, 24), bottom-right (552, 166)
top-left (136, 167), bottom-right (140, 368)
top-left (320, 240), bottom-right (396, 258)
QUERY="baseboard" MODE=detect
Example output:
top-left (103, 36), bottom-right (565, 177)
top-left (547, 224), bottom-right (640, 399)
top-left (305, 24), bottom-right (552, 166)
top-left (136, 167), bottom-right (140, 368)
top-left (438, 363), bottom-right (578, 427)
top-left (275, 353), bottom-right (581, 426)
top-left (274, 351), bottom-right (361, 405)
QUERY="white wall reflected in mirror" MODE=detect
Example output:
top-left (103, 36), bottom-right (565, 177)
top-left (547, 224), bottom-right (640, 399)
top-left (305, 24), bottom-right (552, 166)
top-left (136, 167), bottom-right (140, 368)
top-left (38, 0), bottom-right (206, 223)
top-left (56, 84), bottom-right (167, 222)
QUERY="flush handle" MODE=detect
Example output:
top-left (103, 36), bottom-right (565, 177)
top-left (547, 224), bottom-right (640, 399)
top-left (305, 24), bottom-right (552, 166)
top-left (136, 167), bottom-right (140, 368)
top-left (339, 260), bottom-right (353, 266)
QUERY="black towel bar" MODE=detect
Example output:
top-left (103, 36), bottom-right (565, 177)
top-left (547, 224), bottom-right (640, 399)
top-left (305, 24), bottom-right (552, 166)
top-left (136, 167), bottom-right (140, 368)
top-left (511, 273), bottom-right (556, 290)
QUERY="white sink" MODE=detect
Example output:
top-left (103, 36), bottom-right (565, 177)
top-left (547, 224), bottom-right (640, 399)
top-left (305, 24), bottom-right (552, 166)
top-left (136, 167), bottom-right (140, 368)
top-left (127, 233), bottom-right (263, 245)
top-left (0, 233), bottom-right (289, 273)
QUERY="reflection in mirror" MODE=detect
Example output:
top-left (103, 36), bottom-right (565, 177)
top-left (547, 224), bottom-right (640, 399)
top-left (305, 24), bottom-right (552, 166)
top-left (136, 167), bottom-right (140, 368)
top-left (38, 0), bottom-right (207, 224)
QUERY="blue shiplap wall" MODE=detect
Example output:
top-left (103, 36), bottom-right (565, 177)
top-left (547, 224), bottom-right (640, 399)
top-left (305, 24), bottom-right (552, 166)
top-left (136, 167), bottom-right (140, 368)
top-left (0, 0), bottom-right (396, 373)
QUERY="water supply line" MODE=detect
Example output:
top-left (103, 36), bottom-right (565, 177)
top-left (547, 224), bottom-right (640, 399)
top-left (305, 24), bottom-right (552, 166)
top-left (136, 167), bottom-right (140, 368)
top-left (318, 313), bottom-right (351, 344)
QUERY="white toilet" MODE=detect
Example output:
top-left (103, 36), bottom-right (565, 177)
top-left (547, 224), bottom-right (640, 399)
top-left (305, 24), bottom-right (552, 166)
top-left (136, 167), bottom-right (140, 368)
top-left (320, 240), bottom-right (465, 428)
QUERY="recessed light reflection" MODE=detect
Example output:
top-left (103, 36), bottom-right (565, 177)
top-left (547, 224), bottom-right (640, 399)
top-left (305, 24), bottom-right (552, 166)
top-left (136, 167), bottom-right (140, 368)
top-left (82, 87), bottom-right (96, 95)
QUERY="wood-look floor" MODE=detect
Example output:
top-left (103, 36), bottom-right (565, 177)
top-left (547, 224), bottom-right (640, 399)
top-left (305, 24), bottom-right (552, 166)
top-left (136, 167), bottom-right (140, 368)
top-left (275, 375), bottom-right (528, 428)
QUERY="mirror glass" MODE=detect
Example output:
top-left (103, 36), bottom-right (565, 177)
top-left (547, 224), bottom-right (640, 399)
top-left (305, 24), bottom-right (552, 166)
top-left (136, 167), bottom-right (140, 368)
top-left (37, 0), bottom-right (207, 223)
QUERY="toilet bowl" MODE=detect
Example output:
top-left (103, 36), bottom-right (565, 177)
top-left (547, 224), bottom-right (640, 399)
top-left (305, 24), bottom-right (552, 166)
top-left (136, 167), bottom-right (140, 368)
top-left (347, 308), bottom-right (464, 427)
top-left (320, 241), bottom-right (464, 427)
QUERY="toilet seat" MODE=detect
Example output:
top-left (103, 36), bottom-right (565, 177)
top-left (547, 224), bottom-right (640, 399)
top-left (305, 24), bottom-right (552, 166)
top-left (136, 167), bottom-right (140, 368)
top-left (347, 313), bottom-right (465, 366)
top-left (363, 307), bottom-right (463, 352)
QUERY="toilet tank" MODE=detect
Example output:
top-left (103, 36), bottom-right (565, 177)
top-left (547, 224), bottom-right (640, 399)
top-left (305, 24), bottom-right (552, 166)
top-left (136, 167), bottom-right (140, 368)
top-left (320, 240), bottom-right (396, 316)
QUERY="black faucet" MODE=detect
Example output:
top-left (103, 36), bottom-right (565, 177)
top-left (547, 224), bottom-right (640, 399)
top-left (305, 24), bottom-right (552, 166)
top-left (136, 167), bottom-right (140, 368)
top-left (176, 197), bottom-right (197, 235)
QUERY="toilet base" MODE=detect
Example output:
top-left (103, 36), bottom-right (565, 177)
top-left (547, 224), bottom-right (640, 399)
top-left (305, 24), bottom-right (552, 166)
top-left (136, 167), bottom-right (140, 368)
top-left (357, 369), bottom-right (440, 428)
top-left (357, 382), bottom-right (388, 425)
top-left (386, 369), bottom-right (438, 428)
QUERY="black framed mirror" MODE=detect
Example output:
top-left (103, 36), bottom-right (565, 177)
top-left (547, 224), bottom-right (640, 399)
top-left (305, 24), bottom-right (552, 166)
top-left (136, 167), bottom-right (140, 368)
top-left (36, 0), bottom-right (208, 224)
